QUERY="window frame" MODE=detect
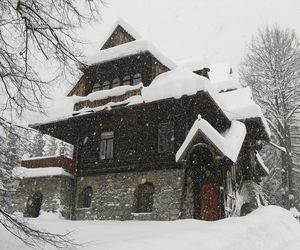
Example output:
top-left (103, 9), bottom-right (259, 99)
top-left (112, 78), bottom-right (120, 88)
top-left (92, 82), bottom-right (101, 92)
top-left (103, 80), bottom-right (111, 90)
top-left (122, 75), bottom-right (131, 86)
top-left (99, 131), bottom-right (114, 160)
top-left (158, 121), bottom-right (175, 153)
top-left (133, 73), bottom-right (142, 85)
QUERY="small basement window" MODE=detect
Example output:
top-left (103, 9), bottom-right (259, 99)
top-left (92, 83), bottom-right (101, 92)
top-left (158, 122), bottom-right (174, 153)
top-left (78, 186), bottom-right (93, 208)
top-left (133, 73), bottom-right (142, 85)
top-left (100, 131), bottom-right (114, 160)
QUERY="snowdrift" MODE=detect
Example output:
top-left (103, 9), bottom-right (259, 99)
top-left (1, 206), bottom-right (300, 250)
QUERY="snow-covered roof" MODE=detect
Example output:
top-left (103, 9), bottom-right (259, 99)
top-left (73, 83), bottom-right (143, 103)
top-left (32, 68), bottom-right (225, 124)
top-left (13, 167), bottom-right (74, 179)
top-left (176, 116), bottom-right (246, 163)
top-left (98, 18), bottom-right (142, 50)
top-left (220, 87), bottom-right (271, 137)
top-left (142, 68), bottom-right (224, 106)
top-left (21, 154), bottom-right (72, 161)
top-left (255, 151), bottom-right (270, 175)
top-left (83, 39), bottom-right (177, 69)
top-left (177, 57), bottom-right (210, 72)
top-left (31, 68), bottom-right (270, 142)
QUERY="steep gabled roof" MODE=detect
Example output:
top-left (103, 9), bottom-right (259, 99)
top-left (176, 116), bottom-right (246, 163)
top-left (99, 18), bottom-right (142, 50)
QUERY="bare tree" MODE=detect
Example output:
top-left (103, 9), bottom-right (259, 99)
top-left (0, 208), bottom-right (77, 249)
top-left (240, 25), bottom-right (300, 208)
top-left (0, 0), bottom-right (104, 118)
top-left (0, 0), bottom-right (103, 247)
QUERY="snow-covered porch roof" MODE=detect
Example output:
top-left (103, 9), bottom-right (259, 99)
top-left (176, 115), bottom-right (246, 163)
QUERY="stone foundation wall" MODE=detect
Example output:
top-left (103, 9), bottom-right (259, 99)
top-left (11, 176), bottom-right (74, 218)
top-left (74, 168), bottom-right (186, 220)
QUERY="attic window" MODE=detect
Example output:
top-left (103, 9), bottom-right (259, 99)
top-left (133, 73), bottom-right (142, 85)
top-left (92, 83), bottom-right (101, 92)
top-left (103, 81), bottom-right (111, 90)
top-left (112, 78), bottom-right (120, 88)
top-left (122, 75), bottom-right (131, 85)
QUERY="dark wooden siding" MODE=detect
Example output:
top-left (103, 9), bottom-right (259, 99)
top-left (71, 92), bottom-right (230, 176)
top-left (82, 52), bottom-right (169, 96)
top-left (101, 25), bottom-right (136, 50)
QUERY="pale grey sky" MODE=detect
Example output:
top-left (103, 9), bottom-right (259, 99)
top-left (80, 0), bottom-right (300, 69)
top-left (25, 0), bottom-right (300, 124)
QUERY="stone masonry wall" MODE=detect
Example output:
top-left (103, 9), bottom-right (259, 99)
top-left (75, 168), bottom-right (186, 220)
top-left (11, 176), bottom-right (74, 218)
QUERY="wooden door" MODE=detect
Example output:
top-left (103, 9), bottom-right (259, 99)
top-left (200, 183), bottom-right (220, 221)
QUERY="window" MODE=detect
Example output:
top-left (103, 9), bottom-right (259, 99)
top-left (136, 182), bottom-right (154, 213)
top-left (112, 78), bottom-right (120, 88)
top-left (78, 186), bottom-right (93, 208)
top-left (103, 80), bottom-right (111, 90)
top-left (122, 75), bottom-right (131, 85)
top-left (100, 131), bottom-right (114, 160)
top-left (92, 83), bottom-right (101, 92)
top-left (25, 192), bottom-right (43, 217)
top-left (158, 122), bottom-right (174, 153)
top-left (133, 73), bottom-right (142, 85)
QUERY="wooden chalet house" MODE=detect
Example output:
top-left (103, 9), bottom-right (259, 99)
top-left (13, 19), bottom-right (270, 221)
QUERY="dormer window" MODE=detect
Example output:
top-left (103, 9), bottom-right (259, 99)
top-left (103, 80), bottom-right (111, 90)
top-left (122, 75), bottom-right (131, 86)
top-left (133, 73), bottom-right (142, 85)
top-left (92, 83), bottom-right (101, 92)
top-left (112, 78), bottom-right (120, 88)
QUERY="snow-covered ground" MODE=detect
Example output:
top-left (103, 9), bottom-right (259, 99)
top-left (1, 206), bottom-right (300, 250)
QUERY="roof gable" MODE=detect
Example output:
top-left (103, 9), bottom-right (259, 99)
top-left (100, 19), bottom-right (141, 50)
top-left (176, 116), bottom-right (246, 163)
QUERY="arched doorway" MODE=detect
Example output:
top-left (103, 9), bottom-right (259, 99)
top-left (136, 182), bottom-right (155, 213)
top-left (189, 143), bottom-right (222, 221)
top-left (25, 192), bottom-right (43, 217)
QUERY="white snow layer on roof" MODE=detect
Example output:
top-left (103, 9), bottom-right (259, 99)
top-left (84, 39), bottom-right (177, 69)
top-left (73, 83), bottom-right (143, 103)
top-left (142, 68), bottom-right (223, 106)
top-left (176, 117), bottom-right (246, 163)
top-left (32, 68), bottom-right (270, 139)
top-left (220, 87), bottom-right (271, 137)
top-left (13, 167), bottom-right (74, 179)
top-left (209, 63), bottom-right (242, 92)
top-left (177, 56), bottom-right (210, 72)
top-left (98, 18), bottom-right (142, 50)
top-left (21, 154), bottom-right (71, 161)
top-left (255, 151), bottom-right (270, 175)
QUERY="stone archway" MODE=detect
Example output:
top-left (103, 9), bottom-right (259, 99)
top-left (25, 192), bottom-right (43, 217)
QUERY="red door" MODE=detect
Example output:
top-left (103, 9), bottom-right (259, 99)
top-left (200, 183), bottom-right (220, 221)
